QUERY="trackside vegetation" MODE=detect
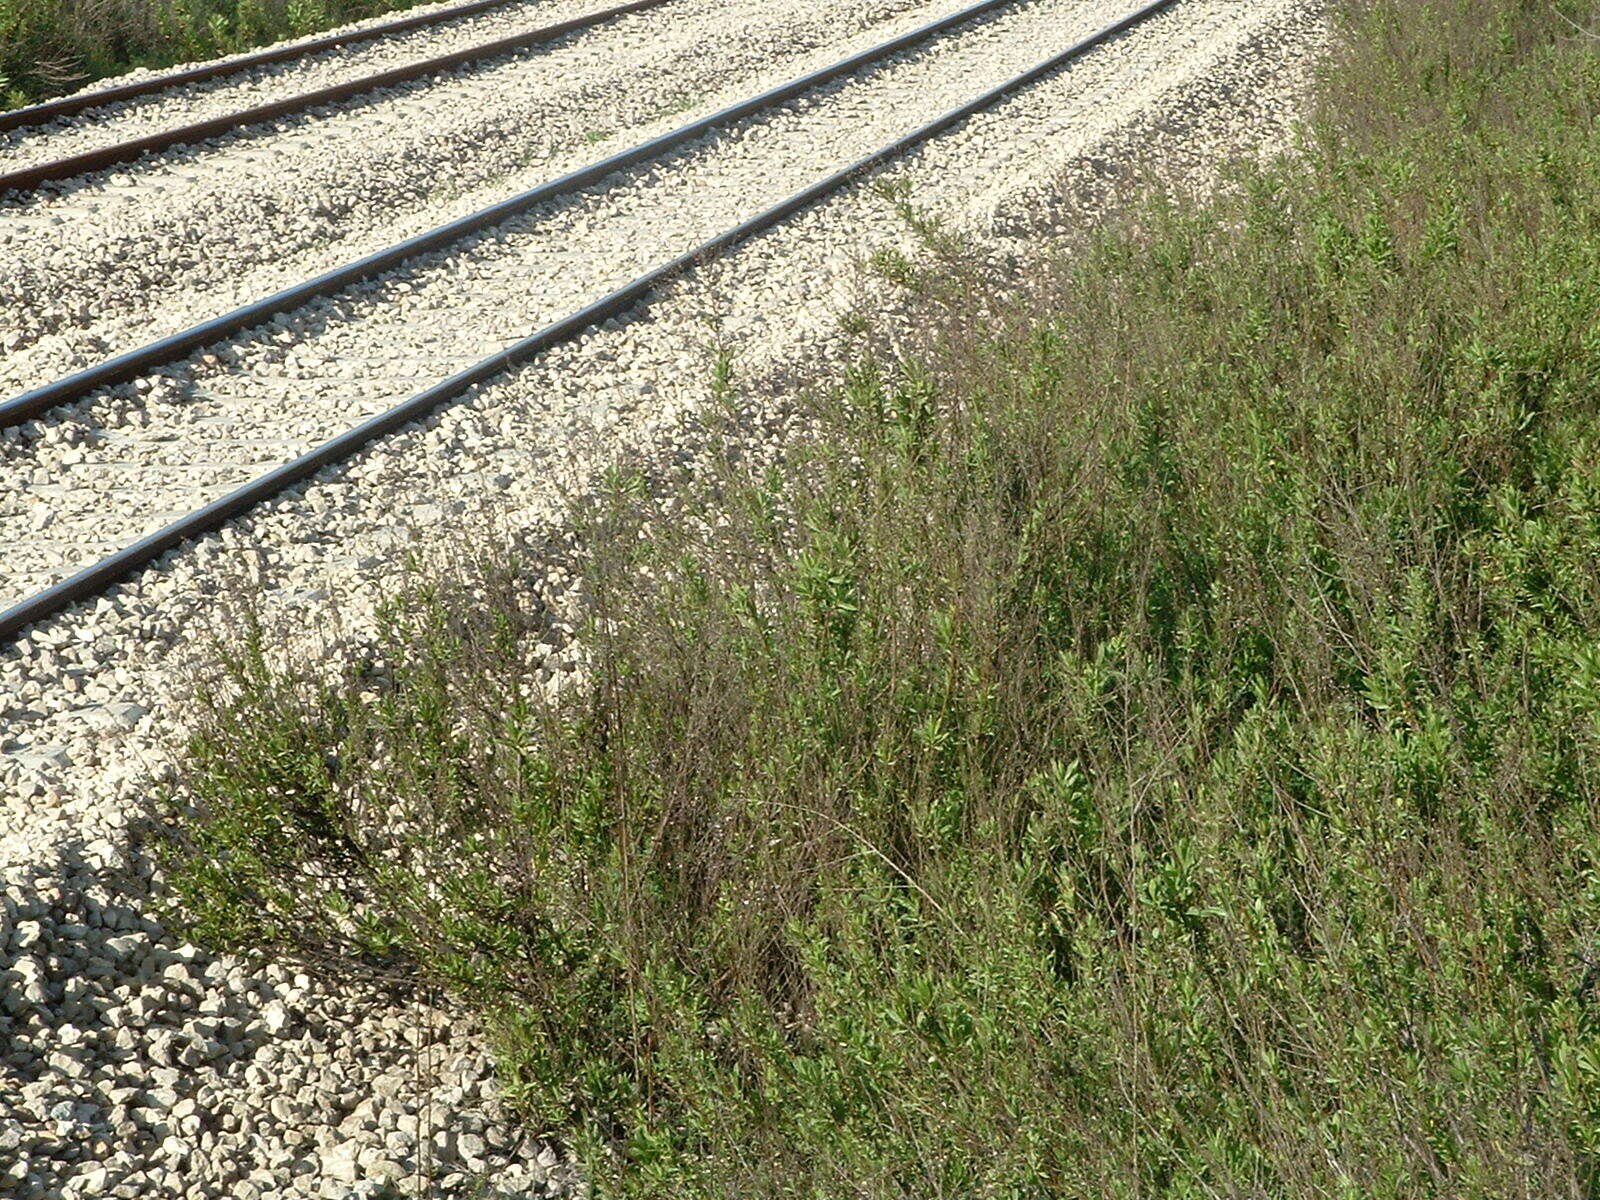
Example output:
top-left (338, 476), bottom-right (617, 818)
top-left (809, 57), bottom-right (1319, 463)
top-left (164, 0), bottom-right (1600, 1194)
top-left (0, 0), bottom-right (441, 108)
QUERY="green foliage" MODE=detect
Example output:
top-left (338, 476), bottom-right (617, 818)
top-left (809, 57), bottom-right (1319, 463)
top-left (0, 0), bottom-right (436, 107)
top-left (165, 0), bottom-right (1600, 1195)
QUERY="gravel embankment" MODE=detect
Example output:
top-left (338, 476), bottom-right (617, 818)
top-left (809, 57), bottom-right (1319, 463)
top-left (0, 0), bottom-right (936, 383)
top-left (0, 2), bottom-right (1327, 1196)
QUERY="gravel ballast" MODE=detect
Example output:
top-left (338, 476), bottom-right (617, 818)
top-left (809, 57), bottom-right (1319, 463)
top-left (1, 0), bottom-right (1289, 613)
top-left (0, 2), bottom-right (1327, 1196)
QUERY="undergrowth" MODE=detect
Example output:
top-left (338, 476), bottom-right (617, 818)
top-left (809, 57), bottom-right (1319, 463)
top-left (165, 0), bottom-right (1600, 1195)
top-left (0, 0), bottom-right (444, 108)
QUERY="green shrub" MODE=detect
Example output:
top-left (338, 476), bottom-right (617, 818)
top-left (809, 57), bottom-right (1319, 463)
top-left (165, 0), bottom-right (1600, 1195)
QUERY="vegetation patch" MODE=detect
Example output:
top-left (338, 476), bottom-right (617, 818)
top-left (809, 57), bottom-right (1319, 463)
top-left (165, 0), bottom-right (1600, 1195)
top-left (0, 0), bottom-right (450, 109)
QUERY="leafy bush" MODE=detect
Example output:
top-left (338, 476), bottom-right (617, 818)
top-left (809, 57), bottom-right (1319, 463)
top-left (165, 0), bottom-right (1600, 1195)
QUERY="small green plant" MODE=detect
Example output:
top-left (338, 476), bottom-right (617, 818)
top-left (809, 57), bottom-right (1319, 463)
top-left (866, 244), bottom-right (921, 289)
top-left (708, 346), bottom-right (734, 405)
top-left (837, 310), bottom-right (869, 338)
top-left (653, 93), bottom-right (695, 118)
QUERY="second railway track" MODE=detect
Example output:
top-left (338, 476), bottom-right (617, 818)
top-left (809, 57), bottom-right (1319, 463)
top-left (2, 0), bottom-right (1043, 429)
top-left (0, 0), bottom-right (1234, 642)
top-left (0, 0), bottom-right (657, 177)
top-left (0, 0), bottom-right (673, 196)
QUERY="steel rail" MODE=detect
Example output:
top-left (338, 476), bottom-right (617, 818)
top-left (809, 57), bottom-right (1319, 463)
top-left (0, 0), bottom-right (672, 195)
top-left (0, 0), bottom-right (1030, 431)
top-left (0, 0), bottom-right (566, 134)
top-left (0, 0), bottom-right (1180, 647)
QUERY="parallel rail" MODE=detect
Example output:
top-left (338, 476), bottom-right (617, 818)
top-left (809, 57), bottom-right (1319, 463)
top-left (0, 0), bottom-right (579, 133)
top-left (0, 0), bottom-right (1180, 646)
top-left (0, 0), bottom-right (1024, 428)
top-left (0, 0), bottom-right (671, 195)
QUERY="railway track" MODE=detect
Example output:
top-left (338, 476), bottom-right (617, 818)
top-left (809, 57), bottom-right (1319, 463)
top-left (0, 0), bottom-right (672, 195)
top-left (0, 0), bottom-right (1187, 645)
top-left (3, 0), bottom-right (1044, 429)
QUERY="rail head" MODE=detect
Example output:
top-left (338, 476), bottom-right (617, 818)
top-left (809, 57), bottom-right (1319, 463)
top-left (0, 0), bottom-right (674, 197)
top-left (0, 0), bottom-right (1182, 649)
top-left (0, 0), bottom-right (613, 134)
